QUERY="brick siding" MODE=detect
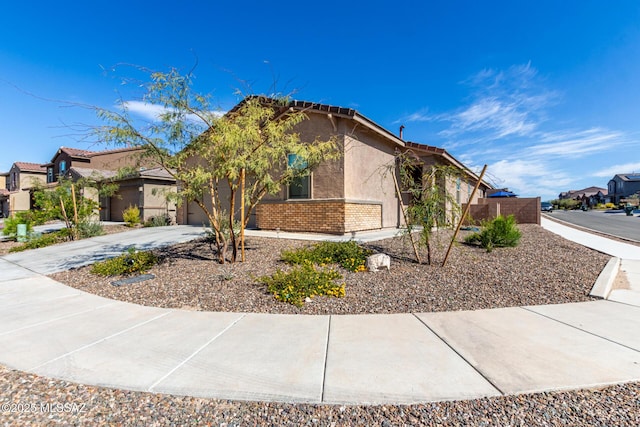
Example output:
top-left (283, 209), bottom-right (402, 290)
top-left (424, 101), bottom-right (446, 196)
top-left (256, 200), bottom-right (382, 234)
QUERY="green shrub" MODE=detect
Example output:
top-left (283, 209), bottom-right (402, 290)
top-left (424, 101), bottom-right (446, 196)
top-left (122, 205), bottom-right (141, 227)
top-left (91, 248), bottom-right (158, 276)
top-left (77, 220), bottom-right (104, 238)
top-left (281, 241), bottom-right (371, 272)
top-left (144, 215), bottom-right (171, 227)
top-left (259, 261), bottom-right (345, 307)
top-left (465, 214), bottom-right (522, 252)
top-left (2, 211), bottom-right (35, 238)
top-left (8, 232), bottom-right (63, 252)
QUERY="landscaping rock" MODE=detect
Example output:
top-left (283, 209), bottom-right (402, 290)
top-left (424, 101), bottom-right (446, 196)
top-left (366, 253), bottom-right (391, 272)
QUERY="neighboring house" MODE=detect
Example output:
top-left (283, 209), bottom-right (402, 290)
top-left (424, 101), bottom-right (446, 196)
top-left (558, 186), bottom-right (607, 207)
top-left (44, 146), bottom-right (176, 223)
top-left (69, 166), bottom-right (177, 223)
top-left (45, 146), bottom-right (149, 184)
top-left (608, 174), bottom-right (640, 204)
top-left (179, 100), bottom-right (491, 234)
top-left (5, 162), bottom-right (47, 215)
top-left (0, 172), bottom-right (8, 217)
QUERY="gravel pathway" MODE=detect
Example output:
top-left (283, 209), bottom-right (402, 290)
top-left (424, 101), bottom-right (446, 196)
top-left (50, 225), bottom-right (609, 314)
top-left (1, 365), bottom-right (638, 426)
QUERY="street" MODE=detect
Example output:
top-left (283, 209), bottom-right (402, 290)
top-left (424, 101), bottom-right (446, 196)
top-left (545, 210), bottom-right (640, 242)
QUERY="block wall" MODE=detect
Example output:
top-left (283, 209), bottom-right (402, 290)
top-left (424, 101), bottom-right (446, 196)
top-left (465, 197), bottom-right (541, 225)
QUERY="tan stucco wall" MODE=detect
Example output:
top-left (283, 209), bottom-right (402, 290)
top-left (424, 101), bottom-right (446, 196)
top-left (343, 129), bottom-right (399, 228)
top-left (9, 191), bottom-right (31, 214)
top-left (88, 149), bottom-right (148, 170)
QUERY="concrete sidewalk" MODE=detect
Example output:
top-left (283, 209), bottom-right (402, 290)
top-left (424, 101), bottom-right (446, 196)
top-left (0, 223), bottom-right (639, 404)
top-left (542, 217), bottom-right (640, 306)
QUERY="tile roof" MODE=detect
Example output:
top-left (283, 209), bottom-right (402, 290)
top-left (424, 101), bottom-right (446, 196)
top-left (59, 147), bottom-right (95, 157)
top-left (13, 162), bottom-right (46, 173)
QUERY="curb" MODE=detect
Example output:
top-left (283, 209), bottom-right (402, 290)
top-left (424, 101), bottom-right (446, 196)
top-left (590, 257), bottom-right (620, 299)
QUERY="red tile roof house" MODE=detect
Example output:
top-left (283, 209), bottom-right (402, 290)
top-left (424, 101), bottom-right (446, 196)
top-left (178, 100), bottom-right (491, 234)
top-left (3, 162), bottom-right (47, 216)
top-left (46, 146), bottom-right (178, 223)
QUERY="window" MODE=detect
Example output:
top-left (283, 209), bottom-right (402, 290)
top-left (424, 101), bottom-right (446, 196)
top-left (47, 167), bottom-right (54, 183)
top-left (59, 160), bottom-right (67, 176)
top-left (287, 154), bottom-right (310, 199)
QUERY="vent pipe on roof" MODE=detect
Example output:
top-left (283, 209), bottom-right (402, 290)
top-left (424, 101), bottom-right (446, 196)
top-left (399, 125), bottom-right (405, 140)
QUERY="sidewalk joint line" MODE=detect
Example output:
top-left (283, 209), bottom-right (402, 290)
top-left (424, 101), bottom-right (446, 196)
top-left (320, 315), bottom-right (332, 403)
top-left (29, 310), bottom-right (172, 371)
top-left (0, 302), bottom-right (116, 337)
top-left (411, 313), bottom-right (506, 396)
top-left (147, 313), bottom-right (247, 392)
top-left (521, 306), bottom-right (640, 354)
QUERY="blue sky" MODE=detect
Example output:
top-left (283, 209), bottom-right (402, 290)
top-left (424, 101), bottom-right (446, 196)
top-left (2, 1), bottom-right (640, 201)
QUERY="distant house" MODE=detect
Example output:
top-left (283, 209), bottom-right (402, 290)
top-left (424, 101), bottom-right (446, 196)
top-left (39, 146), bottom-right (176, 223)
top-left (558, 186), bottom-right (607, 207)
top-left (69, 166), bottom-right (177, 223)
top-left (4, 162), bottom-right (47, 215)
top-left (45, 146), bottom-right (149, 184)
top-left (0, 171), bottom-right (8, 217)
top-left (608, 173), bottom-right (640, 204)
top-left (179, 99), bottom-right (492, 234)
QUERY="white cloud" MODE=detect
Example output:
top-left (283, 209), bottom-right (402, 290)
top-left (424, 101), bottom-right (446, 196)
top-left (402, 62), bottom-right (557, 142)
top-left (122, 100), bottom-right (224, 123)
top-left (592, 162), bottom-right (640, 178)
top-left (527, 128), bottom-right (627, 158)
top-left (123, 101), bottom-right (169, 121)
top-left (440, 96), bottom-right (537, 139)
top-left (489, 159), bottom-right (573, 199)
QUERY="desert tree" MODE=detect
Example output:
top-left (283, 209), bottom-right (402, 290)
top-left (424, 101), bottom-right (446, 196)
top-left (386, 150), bottom-right (462, 265)
top-left (93, 68), bottom-right (340, 263)
top-left (32, 173), bottom-right (119, 240)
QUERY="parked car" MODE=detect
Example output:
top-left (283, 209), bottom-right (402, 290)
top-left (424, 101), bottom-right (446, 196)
top-left (541, 202), bottom-right (553, 212)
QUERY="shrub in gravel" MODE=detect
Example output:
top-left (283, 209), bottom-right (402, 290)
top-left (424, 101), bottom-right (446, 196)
top-left (144, 215), bottom-right (171, 227)
top-left (259, 261), bottom-right (345, 307)
top-left (465, 214), bottom-right (522, 252)
top-left (8, 232), bottom-right (63, 252)
top-left (281, 240), bottom-right (371, 272)
top-left (91, 248), bottom-right (158, 276)
top-left (77, 220), bottom-right (104, 238)
top-left (122, 205), bottom-right (141, 227)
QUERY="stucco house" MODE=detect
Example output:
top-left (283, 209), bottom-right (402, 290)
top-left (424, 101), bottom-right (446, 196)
top-left (45, 146), bottom-right (177, 223)
top-left (4, 162), bottom-right (47, 216)
top-left (69, 166), bottom-right (177, 223)
top-left (558, 186), bottom-right (607, 207)
top-left (179, 100), bottom-right (491, 234)
top-left (45, 146), bottom-right (149, 184)
top-left (608, 173), bottom-right (640, 204)
top-left (0, 172), bottom-right (9, 217)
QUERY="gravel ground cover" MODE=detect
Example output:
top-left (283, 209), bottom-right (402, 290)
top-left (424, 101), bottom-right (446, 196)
top-left (50, 224), bottom-right (609, 314)
top-left (1, 364), bottom-right (638, 426)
